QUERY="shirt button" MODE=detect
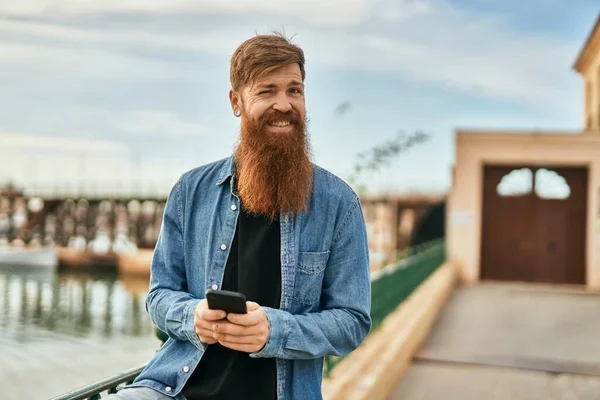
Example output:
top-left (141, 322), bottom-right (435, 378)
top-left (165, 386), bottom-right (172, 392)
top-left (231, 204), bottom-right (237, 211)
top-left (220, 244), bottom-right (227, 250)
top-left (212, 284), bottom-right (218, 290)
top-left (183, 366), bottom-right (190, 373)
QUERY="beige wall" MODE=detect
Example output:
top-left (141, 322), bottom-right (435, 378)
top-left (447, 130), bottom-right (600, 289)
top-left (574, 15), bottom-right (599, 129)
top-left (583, 48), bottom-right (600, 129)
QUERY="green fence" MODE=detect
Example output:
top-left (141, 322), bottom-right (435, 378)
top-left (51, 239), bottom-right (445, 399)
top-left (323, 239), bottom-right (446, 377)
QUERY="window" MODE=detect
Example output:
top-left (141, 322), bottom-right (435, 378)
top-left (496, 168), bottom-right (570, 200)
top-left (497, 168), bottom-right (533, 197)
top-left (535, 169), bottom-right (570, 200)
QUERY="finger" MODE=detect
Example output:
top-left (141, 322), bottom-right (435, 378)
top-left (195, 319), bottom-right (218, 332)
top-left (213, 322), bottom-right (261, 336)
top-left (246, 301), bottom-right (260, 311)
top-left (213, 333), bottom-right (258, 344)
top-left (200, 308), bottom-right (227, 321)
top-left (227, 308), bottom-right (263, 326)
top-left (199, 336), bottom-right (218, 344)
top-left (195, 327), bottom-right (215, 338)
top-left (197, 328), bottom-right (218, 345)
top-left (195, 299), bottom-right (223, 320)
top-left (218, 340), bottom-right (260, 353)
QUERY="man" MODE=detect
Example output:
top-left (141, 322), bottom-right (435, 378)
top-left (111, 32), bottom-right (371, 400)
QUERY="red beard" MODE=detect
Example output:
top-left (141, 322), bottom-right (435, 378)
top-left (234, 108), bottom-right (314, 221)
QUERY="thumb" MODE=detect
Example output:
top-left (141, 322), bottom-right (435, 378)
top-left (246, 301), bottom-right (260, 311)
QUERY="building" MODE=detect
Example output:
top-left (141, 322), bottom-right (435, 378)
top-left (361, 194), bottom-right (444, 271)
top-left (448, 13), bottom-right (600, 288)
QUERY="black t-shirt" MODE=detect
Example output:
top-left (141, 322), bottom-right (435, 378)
top-left (182, 208), bottom-right (281, 400)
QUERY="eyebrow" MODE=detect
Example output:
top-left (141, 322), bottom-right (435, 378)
top-left (257, 80), bottom-right (304, 89)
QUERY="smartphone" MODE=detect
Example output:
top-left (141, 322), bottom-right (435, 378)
top-left (205, 289), bottom-right (247, 314)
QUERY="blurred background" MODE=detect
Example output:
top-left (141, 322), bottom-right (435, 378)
top-left (1, 1), bottom-right (599, 399)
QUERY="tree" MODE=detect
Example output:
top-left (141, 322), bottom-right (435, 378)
top-left (347, 131), bottom-right (430, 195)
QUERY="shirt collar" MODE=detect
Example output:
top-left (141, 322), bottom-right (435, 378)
top-left (216, 155), bottom-right (236, 186)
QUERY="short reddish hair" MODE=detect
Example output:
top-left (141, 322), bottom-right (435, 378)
top-left (230, 32), bottom-right (306, 92)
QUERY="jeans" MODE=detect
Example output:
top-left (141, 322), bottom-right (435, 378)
top-left (106, 387), bottom-right (187, 400)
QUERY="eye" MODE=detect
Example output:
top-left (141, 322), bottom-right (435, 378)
top-left (258, 90), bottom-right (272, 95)
top-left (289, 88), bottom-right (303, 94)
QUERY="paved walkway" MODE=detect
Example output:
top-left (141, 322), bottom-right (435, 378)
top-left (390, 282), bottom-right (600, 400)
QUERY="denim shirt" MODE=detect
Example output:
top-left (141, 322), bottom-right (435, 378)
top-left (129, 155), bottom-right (372, 400)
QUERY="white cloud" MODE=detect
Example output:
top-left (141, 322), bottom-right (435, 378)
top-left (1, 0), bottom-right (371, 26)
top-left (0, 148), bottom-right (191, 197)
top-left (0, 0), bottom-right (580, 108)
top-left (0, 41), bottom-right (198, 82)
top-left (0, 19), bottom-right (232, 57)
top-left (295, 3), bottom-right (577, 106)
top-left (375, 0), bottom-right (433, 22)
top-left (118, 110), bottom-right (207, 136)
top-left (0, 133), bottom-right (136, 194)
top-left (0, 105), bottom-right (209, 139)
top-left (0, 132), bottom-right (128, 153)
top-left (0, 114), bottom-right (230, 194)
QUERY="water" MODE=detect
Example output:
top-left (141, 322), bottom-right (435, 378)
top-left (0, 265), bottom-right (161, 399)
top-left (0, 266), bottom-right (156, 341)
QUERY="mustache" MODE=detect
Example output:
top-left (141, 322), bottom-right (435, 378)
top-left (258, 109), bottom-right (302, 127)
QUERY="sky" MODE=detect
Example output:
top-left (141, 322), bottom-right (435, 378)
top-left (0, 0), bottom-right (598, 197)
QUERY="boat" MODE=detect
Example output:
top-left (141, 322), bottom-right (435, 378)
top-left (57, 246), bottom-right (118, 270)
top-left (117, 248), bottom-right (154, 276)
top-left (0, 246), bottom-right (59, 269)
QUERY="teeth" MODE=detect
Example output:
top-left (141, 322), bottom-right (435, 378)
top-left (270, 121), bottom-right (290, 127)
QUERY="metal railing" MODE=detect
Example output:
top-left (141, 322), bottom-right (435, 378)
top-left (50, 364), bottom-right (146, 400)
top-left (51, 239), bottom-right (446, 398)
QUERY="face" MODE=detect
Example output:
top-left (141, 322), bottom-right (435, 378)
top-left (229, 63), bottom-right (305, 134)
top-left (230, 62), bottom-right (313, 220)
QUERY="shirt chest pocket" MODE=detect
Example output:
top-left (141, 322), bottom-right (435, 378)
top-left (293, 251), bottom-right (330, 305)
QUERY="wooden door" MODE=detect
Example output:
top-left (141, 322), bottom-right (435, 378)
top-left (533, 167), bottom-right (587, 284)
top-left (480, 165), bottom-right (587, 284)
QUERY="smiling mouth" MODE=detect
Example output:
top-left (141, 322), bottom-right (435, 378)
top-left (268, 120), bottom-right (292, 127)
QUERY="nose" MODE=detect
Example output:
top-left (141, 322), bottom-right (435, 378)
top-left (272, 93), bottom-right (292, 113)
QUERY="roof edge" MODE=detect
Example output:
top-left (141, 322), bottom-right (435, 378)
top-left (573, 12), bottom-right (600, 74)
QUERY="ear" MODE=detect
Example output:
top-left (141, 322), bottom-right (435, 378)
top-left (229, 89), bottom-right (241, 116)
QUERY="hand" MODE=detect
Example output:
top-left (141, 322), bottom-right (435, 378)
top-left (194, 299), bottom-right (227, 345)
top-left (211, 301), bottom-right (270, 353)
